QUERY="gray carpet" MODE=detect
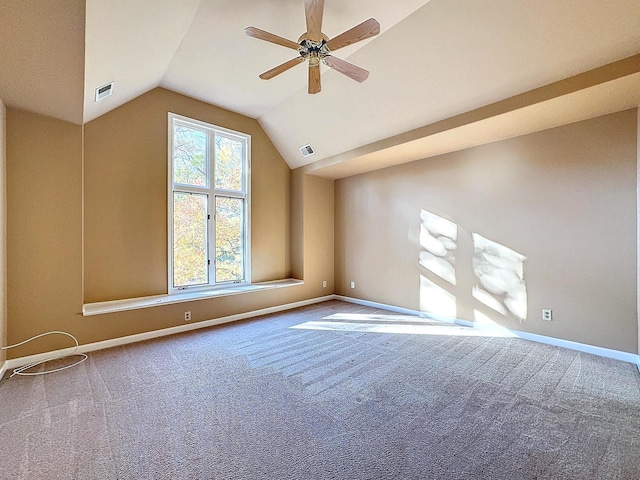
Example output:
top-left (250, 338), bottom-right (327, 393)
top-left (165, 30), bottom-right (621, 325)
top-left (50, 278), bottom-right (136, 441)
top-left (1, 300), bottom-right (640, 479)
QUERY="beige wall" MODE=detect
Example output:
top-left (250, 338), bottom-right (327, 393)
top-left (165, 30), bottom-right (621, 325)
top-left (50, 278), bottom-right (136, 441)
top-left (290, 169), bottom-right (305, 280)
top-left (5, 89), bottom-right (334, 357)
top-left (6, 109), bottom-right (83, 355)
top-left (289, 169), bottom-right (335, 290)
top-left (335, 109), bottom-right (638, 353)
top-left (302, 172), bottom-right (334, 292)
top-left (0, 99), bottom-right (6, 362)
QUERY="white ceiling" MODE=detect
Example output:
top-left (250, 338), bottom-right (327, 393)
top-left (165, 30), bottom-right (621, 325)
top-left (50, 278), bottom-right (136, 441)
top-left (1, 0), bottom-right (639, 174)
top-left (160, 0), bottom-right (429, 120)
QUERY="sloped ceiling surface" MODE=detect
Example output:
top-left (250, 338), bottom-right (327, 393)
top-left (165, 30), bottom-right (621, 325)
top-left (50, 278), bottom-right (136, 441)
top-left (161, 0), bottom-right (429, 119)
top-left (261, 0), bottom-right (640, 168)
top-left (0, 0), bottom-right (85, 124)
top-left (1, 0), bottom-right (639, 174)
top-left (83, 0), bottom-right (202, 122)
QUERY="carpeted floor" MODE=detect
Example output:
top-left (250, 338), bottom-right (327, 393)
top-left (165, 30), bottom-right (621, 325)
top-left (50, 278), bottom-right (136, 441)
top-left (1, 300), bottom-right (640, 479)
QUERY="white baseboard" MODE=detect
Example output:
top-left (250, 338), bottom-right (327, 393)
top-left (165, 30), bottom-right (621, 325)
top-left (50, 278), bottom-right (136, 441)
top-left (509, 330), bottom-right (639, 365)
top-left (336, 295), bottom-right (640, 367)
top-left (3, 294), bottom-right (639, 377)
top-left (334, 295), bottom-right (424, 317)
top-left (2, 295), bottom-right (334, 376)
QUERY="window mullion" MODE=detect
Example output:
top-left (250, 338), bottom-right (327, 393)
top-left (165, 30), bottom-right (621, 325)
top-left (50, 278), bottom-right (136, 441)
top-left (207, 196), bottom-right (214, 285)
top-left (174, 185), bottom-right (209, 195)
top-left (213, 188), bottom-right (246, 199)
top-left (208, 131), bottom-right (216, 286)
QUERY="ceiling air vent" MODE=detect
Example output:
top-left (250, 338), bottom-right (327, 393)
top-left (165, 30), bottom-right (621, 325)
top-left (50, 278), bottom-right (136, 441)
top-left (95, 82), bottom-right (114, 101)
top-left (299, 144), bottom-right (315, 158)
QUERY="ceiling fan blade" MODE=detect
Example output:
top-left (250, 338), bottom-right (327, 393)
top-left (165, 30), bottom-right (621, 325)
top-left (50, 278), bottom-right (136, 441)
top-left (308, 64), bottom-right (321, 94)
top-left (304, 0), bottom-right (324, 42)
top-left (244, 26), bottom-right (300, 50)
top-left (259, 57), bottom-right (305, 80)
top-left (325, 18), bottom-right (380, 52)
top-left (323, 55), bottom-right (369, 83)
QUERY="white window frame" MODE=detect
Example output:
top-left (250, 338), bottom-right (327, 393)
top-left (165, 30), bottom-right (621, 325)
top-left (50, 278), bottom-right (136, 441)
top-left (168, 112), bottom-right (251, 293)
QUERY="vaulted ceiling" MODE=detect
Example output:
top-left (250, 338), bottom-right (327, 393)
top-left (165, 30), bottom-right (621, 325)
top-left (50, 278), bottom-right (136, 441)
top-left (1, 0), bottom-right (639, 177)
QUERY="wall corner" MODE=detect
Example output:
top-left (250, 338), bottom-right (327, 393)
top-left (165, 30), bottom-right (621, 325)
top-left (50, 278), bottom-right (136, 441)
top-left (637, 107), bottom-right (640, 357)
top-left (0, 98), bottom-right (6, 363)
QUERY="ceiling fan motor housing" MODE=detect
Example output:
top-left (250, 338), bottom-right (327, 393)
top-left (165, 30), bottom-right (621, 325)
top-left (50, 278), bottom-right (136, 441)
top-left (298, 34), bottom-right (330, 63)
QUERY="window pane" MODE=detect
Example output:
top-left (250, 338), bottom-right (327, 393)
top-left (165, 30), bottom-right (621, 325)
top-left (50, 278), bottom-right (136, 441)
top-left (174, 125), bottom-right (207, 186)
top-left (215, 196), bottom-right (244, 282)
top-left (173, 192), bottom-right (208, 287)
top-left (215, 135), bottom-right (243, 191)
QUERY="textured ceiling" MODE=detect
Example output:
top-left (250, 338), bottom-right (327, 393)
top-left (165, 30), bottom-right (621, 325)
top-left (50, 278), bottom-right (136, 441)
top-left (0, 0), bottom-right (85, 124)
top-left (1, 0), bottom-right (639, 175)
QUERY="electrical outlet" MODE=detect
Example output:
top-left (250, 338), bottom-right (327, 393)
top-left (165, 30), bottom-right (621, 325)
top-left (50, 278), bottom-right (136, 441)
top-left (322, 280), bottom-right (327, 288)
top-left (184, 311), bottom-right (191, 322)
top-left (350, 281), bottom-right (355, 289)
top-left (542, 309), bottom-right (552, 321)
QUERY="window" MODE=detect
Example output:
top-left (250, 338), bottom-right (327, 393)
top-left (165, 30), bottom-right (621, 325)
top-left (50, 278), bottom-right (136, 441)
top-left (168, 113), bottom-right (250, 292)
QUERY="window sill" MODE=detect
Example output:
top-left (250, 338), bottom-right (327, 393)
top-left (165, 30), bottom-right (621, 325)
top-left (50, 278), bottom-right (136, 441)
top-left (82, 279), bottom-right (305, 316)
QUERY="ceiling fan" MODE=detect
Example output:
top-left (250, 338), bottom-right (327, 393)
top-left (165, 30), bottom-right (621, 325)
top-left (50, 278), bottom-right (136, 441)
top-left (245, 0), bottom-right (380, 94)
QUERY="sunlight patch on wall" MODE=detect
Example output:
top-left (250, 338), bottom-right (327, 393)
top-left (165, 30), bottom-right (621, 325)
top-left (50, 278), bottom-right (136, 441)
top-left (472, 233), bottom-right (527, 321)
top-left (474, 309), bottom-right (503, 328)
top-left (420, 275), bottom-right (457, 320)
top-left (471, 310), bottom-right (515, 335)
top-left (419, 210), bottom-right (457, 285)
top-left (472, 287), bottom-right (507, 315)
top-left (416, 210), bottom-right (528, 326)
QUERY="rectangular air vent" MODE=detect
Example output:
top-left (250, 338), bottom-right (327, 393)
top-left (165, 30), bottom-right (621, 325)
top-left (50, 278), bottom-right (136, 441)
top-left (299, 144), bottom-right (315, 157)
top-left (95, 82), bottom-right (114, 101)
